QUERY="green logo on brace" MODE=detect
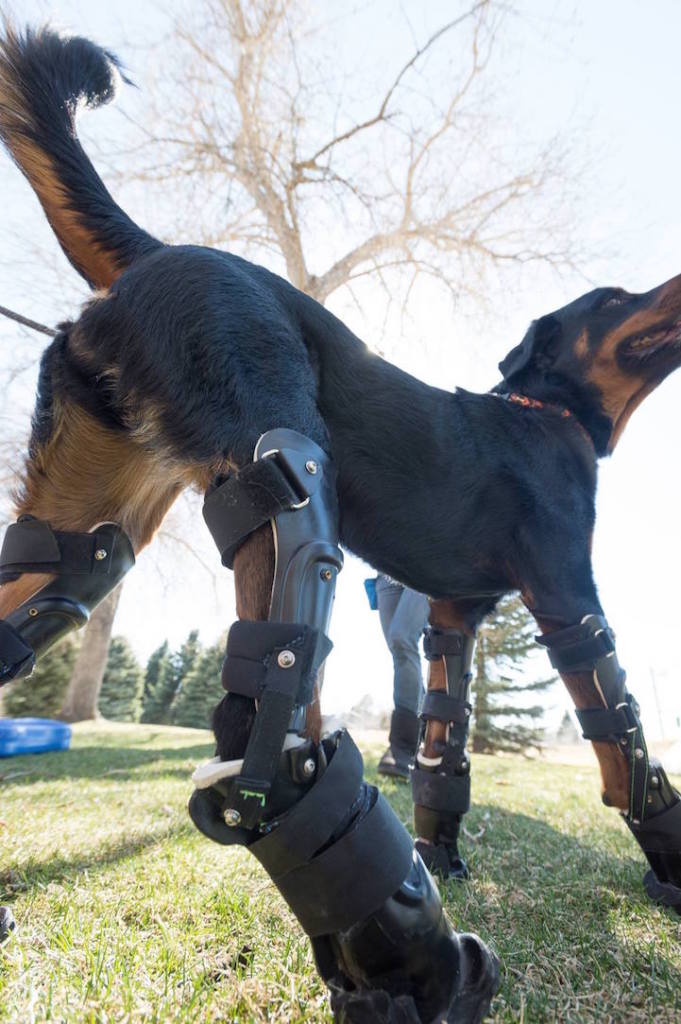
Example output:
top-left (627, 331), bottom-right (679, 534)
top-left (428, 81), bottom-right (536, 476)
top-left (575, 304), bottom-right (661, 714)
top-left (240, 789), bottom-right (267, 806)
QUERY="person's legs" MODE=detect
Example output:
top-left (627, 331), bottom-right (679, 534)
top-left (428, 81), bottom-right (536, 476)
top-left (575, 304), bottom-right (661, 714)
top-left (376, 577), bottom-right (429, 779)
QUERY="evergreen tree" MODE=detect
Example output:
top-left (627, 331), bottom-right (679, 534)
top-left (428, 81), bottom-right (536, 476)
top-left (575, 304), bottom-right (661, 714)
top-left (170, 640), bottom-right (224, 729)
top-left (141, 641), bottom-right (174, 723)
top-left (471, 595), bottom-right (556, 754)
top-left (3, 636), bottom-right (78, 718)
top-left (98, 637), bottom-right (144, 722)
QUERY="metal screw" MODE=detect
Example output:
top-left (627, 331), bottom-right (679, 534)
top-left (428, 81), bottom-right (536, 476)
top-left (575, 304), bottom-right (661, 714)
top-left (223, 808), bottom-right (241, 827)
top-left (635, 748), bottom-right (645, 760)
top-left (464, 707), bottom-right (471, 717)
top-left (305, 460), bottom-right (318, 474)
top-left (28, 607), bottom-right (38, 617)
top-left (320, 568), bottom-right (333, 581)
top-left (632, 818), bottom-right (641, 826)
top-left (303, 758), bottom-right (316, 777)
top-left (94, 549), bottom-right (108, 561)
top-left (277, 650), bottom-right (296, 669)
top-left (650, 775), bottom-right (660, 788)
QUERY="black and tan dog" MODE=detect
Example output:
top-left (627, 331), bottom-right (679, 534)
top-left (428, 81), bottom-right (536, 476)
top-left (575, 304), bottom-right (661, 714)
top-left (1, 21), bottom-right (681, 941)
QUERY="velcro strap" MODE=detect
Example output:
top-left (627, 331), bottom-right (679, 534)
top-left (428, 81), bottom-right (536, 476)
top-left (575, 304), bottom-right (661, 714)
top-left (262, 790), bottom-right (414, 936)
top-left (203, 456), bottom-right (309, 569)
top-left (221, 620), bottom-right (321, 700)
top-left (421, 690), bottom-right (471, 725)
top-left (253, 732), bottom-right (364, 879)
top-left (423, 627), bottom-right (466, 661)
top-left (411, 766), bottom-right (471, 814)
top-left (536, 619), bottom-right (615, 673)
top-left (0, 520), bottom-right (116, 582)
top-left (575, 703), bottom-right (638, 741)
top-left (0, 620), bottom-right (35, 684)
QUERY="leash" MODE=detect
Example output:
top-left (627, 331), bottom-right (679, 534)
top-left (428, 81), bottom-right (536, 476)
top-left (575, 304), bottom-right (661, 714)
top-left (0, 303), bottom-right (57, 338)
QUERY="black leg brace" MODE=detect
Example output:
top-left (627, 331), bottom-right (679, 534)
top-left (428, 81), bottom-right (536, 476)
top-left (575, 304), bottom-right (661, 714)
top-left (411, 628), bottom-right (474, 881)
top-left (538, 614), bottom-right (681, 912)
top-left (0, 518), bottom-right (135, 684)
top-left (190, 429), bottom-right (499, 1021)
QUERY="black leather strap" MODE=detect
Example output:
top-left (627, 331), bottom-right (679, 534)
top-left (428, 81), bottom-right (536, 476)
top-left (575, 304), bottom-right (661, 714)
top-left (0, 520), bottom-right (120, 582)
top-left (411, 767), bottom-right (471, 815)
top-left (421, 690), bottom-right (471, 725)
top-left (203, 455), bottom-right (310, 569)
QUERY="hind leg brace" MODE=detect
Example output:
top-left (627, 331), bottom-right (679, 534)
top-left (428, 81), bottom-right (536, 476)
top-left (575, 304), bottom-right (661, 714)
top-left (539, 614), bottom-right (681, 913)
top-left (411, 627), bottom-right (474, 881)
top-left (0, 519), bottom-right (135, 684)
top-left (189, 429), bottom-right (498, 1022)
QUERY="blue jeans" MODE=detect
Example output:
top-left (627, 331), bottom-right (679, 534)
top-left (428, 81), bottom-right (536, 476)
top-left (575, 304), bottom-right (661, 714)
top-left (376, 576), bottom-right (429, 715)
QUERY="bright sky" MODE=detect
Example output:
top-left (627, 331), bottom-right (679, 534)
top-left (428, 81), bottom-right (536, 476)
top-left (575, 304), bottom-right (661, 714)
top-left (2, 1), bottom-right (681, 736)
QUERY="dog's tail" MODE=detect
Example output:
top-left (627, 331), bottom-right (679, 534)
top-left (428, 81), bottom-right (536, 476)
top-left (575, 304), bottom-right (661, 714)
top-left (0, 24), bottom-right (162, 289)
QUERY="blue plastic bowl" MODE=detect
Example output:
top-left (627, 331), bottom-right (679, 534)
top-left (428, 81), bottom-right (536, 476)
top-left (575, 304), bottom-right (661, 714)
top-left (0, 717), bottom-right (72, 757)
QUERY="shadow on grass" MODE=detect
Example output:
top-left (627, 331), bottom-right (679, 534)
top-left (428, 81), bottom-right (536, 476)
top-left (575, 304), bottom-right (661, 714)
top-left (1, 742), bottom-right (214, 786)
top-left (1, 820), bottom-right (195, 896)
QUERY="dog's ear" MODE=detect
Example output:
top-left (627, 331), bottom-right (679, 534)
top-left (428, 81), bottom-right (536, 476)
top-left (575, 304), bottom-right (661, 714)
top-left (498, 314), bottom-right (561, 381)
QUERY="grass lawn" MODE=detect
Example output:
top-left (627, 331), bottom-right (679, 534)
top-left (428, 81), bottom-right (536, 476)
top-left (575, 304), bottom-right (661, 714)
top-left (1, 722), bottom-right (680, 1023)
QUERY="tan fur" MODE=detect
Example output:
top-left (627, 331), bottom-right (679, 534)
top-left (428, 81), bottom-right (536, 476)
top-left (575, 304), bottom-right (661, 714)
top-left (0, 27), bottom-right (121, 288)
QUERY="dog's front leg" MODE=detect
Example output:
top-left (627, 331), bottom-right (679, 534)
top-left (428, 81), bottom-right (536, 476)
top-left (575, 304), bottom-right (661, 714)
top-left (532, 608), bottom-right (681, 913)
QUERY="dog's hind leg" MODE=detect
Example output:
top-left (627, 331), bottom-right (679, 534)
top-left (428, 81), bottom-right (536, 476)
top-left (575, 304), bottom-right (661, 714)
top-left (522, 558), bottom-right (681, 915)
top-left (189, 430), bottom-right (499, 1024)
top-left (411, 598), bottom-right (495, 882)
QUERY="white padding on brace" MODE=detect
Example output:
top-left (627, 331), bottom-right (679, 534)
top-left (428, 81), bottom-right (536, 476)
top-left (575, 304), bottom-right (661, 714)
top-left (192, 757), bottom-right (244, 789)
top-left (417, 752), bottom-right (443, 768)
top-left (192, 732), bottom-right (307, 789)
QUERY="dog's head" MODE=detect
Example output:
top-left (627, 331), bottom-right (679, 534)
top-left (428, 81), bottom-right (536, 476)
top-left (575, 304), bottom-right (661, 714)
top-left (499, 274), bottom-right (681, 454)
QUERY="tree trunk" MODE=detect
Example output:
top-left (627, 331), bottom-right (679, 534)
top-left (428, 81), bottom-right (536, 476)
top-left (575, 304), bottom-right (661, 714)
top-left (57, 585), bottom-right (123, 722)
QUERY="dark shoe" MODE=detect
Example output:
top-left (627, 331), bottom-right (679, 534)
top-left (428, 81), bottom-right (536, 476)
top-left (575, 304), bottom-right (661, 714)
top-left (378, 708), bottom-right (420, 781)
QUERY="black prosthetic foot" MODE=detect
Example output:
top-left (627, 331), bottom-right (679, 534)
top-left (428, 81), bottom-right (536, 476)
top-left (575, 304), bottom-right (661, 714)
top-left (413, 802), bottom-right (469, 881)
top-left (416, 838), bottom-right (469, 882)
top-left (0, 905), bottom-right (16, 945)
top-left (378, 708), bottom-right (420, 781)
top-left (627, 792), bottom-right (681, 915)
top-left (318, 854), bottom-right (497, 1023)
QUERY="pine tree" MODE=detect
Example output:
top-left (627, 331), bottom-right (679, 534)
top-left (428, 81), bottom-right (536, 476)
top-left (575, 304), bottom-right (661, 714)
top-left (141, 641), bottom-right (174, 724)
top-left (471, 595), bottom-right (556, 754)
top-left (3, 636), bottom-right (79, 718)
top-left (170, 640), bottom-right (224, 729)
top-left (98, 637), bottom-right (145, 722)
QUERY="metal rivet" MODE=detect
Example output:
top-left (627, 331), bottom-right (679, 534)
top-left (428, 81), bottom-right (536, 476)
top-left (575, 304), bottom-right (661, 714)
top-left (635, 748), bottom-right (645, 760)
top-left (650, 776), bottom-right (660, 788)
top-left (632, 818), bottom-right (641, 826)
top-left (464, 707), bottom-right (471, 717)
top-left (320, 569), bottom-right (333, 581)
top-left (28, 607), bottom-right (38, 617)
top-left (94, 549), bottom-right (108, 561)
top-left (223, 808), bottom-right (241, 827)
top-left (305, 460), bottom-right (318, 474)
top-left (303, 758), bottom-right (316, 777)
top-left (277, 650), bottom-right (295, 669)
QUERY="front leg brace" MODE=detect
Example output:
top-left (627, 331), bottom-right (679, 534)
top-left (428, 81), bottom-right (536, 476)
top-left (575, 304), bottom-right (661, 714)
top-left (538, 614), bottom-right (681, 911)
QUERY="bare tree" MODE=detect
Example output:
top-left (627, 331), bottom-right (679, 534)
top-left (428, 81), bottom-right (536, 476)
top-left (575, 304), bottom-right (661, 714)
top-left (114, 0), bottom-right (583, 318)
